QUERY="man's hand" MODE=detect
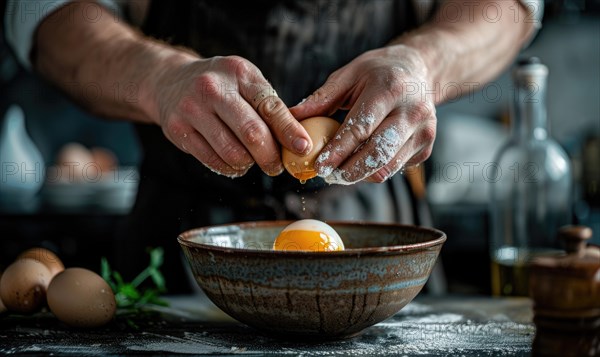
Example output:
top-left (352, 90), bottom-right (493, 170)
top-left (151, 55), bottom-right (312, 177)
top-left (33, 0), bottom-right (534, 181)
top-left (291, 46), bottom-right (436, 184)
top-left (291, 0), bottom-right (538, 185)
top-left (34, 2), bottom-right (312, 179)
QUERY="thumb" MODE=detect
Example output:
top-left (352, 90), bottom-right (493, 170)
top-left (290, 77), bottom-right (350, 120)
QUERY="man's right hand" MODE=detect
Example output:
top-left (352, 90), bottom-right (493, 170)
top-left (151, 55), bottom-right (312, 177)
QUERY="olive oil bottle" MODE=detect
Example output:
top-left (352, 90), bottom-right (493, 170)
top-left (489, 58), bottom-right (572, 297)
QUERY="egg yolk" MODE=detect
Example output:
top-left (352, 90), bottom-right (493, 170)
top-left (273, 230), bottom-right (344, 252)
top-left (289, 167), bottom-right (316, 182)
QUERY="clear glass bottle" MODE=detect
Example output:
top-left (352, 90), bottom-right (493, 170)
top-left (489, 58), bottom-right (572, 296)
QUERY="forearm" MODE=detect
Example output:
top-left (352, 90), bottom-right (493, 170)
top-left (34, 1), bottom-right (197, 124)
top-left (393, 0), bottom-right (537, 104)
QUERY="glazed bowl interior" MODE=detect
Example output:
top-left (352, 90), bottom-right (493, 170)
top-left (178, 221), bottom-right (446, 339)
top-left (181, 221), bottom-right (443, 251)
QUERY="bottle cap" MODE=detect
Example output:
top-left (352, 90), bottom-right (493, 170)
top-left (514, 57), bottom-right (548, 80)
top-left (517, 57), bottom-right (542, 66)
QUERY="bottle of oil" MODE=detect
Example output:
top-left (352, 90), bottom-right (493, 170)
top-left (489, 58), bottom-right (572, 296)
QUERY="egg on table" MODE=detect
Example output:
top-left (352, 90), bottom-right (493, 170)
top-left (282, 116), bottom-right (340, 182)
top-left (273, 219), bottom-right (345, 252)
top-left (54, 142), bottom-right (94, 182)
top-left (0, 258), bottom-right (52, 313)
top-left (47, 267), bottom-right (116, 328)
top-left (90, 147), bottom-right (118, 174)
top-left (18, 247), bottom-right (64, 279)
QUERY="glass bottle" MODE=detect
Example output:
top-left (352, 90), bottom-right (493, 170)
top-left (0, 105), bottom-right (45, 211)
top-left (489, 58), bottom-right (572, 296)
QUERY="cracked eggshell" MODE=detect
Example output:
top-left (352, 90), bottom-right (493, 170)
top-left (47, 268), bottom-right (116, 328)
top-left (282, 116), bottom-right (340, 181)
top-left (0, 259), bottom-right (51, 313)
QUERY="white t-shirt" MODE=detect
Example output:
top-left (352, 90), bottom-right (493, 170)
top-left (4, 0), bottom-right (122, 69)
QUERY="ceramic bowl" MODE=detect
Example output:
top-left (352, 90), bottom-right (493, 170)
top-left (178, 221), bottom-right (445, 339)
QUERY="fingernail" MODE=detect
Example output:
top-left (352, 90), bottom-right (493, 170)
top-left (270, 167), bottom-right (284, 176)
top-left (293, 138), bottom-right (310, 154)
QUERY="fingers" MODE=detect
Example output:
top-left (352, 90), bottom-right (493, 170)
top-left (214, 96), bottom-right (285, 176)
top-left (188, 112), bottom-right (255, 172)
top-left (177, 56), bottom-right (314, 177)
top-left (321, 120), bottom-right (409, 185)
top-left (235, 63), bottom-right (313, 157)
top-left (289, 73), bottom-right (351, 120)
top-left (291, 49), bottom-right (437, 184)
top-left (320, 104), bottom-right (436, 185)
top-left (174, 127), bottom-right (253, 178)
top-left (314, 88), bottom-right (391, 178)
top-left (364, 139), bottom-right (434, 184)
top-left (160, 54), bottom-right (438, 182)
top-left (255, 94), bottom-right (311, 155)
top-left (362, 137), bottom-right (417, 184)
top-left (213, 86), bottom-right (310, 176)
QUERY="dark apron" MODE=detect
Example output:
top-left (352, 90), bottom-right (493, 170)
top-left (116, 0), bottom-right (424, 293)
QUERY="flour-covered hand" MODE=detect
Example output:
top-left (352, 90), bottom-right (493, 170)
top-left (291, 45), bottom-right (436, 184)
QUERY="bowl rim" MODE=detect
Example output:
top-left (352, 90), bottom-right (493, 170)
top-left (177, 220), bottom-right (446, 256)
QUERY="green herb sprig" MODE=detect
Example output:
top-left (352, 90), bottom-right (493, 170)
top-left (101, 247), bottom-right (168, 308)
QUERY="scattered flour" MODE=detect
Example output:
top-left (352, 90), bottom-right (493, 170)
top-left (317, 150), bottom-right (330, 163)
top-left (365, 156), bottom-right (378, 168)
top-left (318, 165), bottom-right (334, 178)
top-left (323, 169), bottom-right (353, 185)
top-left (313, 102), bottom-right (411, 183)
top-left (362, 127), bottom-right (400, 170)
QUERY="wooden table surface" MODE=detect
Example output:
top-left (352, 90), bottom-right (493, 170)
top-left (0, 295), bottom-right (535, 356)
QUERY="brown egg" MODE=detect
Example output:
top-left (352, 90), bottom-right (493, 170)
top-left (47, 268), bottom-right (116, 328)
top-left (282, 116), bottom-right (340, 181)
top-left (0, 259), bottom-right (51, 313)
top-left (55, 142), bottom-right (94, 182)
top-left (90, 147), bottom-right (118, 174)
top-left (18, 247), bottom-right (64, 279)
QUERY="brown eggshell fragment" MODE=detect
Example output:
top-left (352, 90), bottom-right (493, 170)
top-left (47, 268), bottom-right (116, 328)
top-left (282, 116), bottom-right (340, 181)
top-left (0, 259), bottom-right (51, 313)
top-left (18, 247), bottom-right (65, 279)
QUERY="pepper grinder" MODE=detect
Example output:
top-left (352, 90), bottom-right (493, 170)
top-left (530, 226), bottom-right (600, 357)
